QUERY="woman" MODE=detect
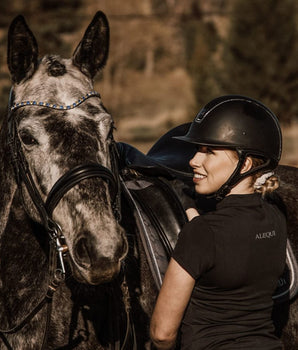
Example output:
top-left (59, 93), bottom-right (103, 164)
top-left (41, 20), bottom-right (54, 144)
top-left (150, 95), bottom-right (287, 350)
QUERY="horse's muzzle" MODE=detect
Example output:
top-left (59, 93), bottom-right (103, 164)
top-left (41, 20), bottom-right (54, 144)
top-left (71, 230), bottom-right (128, 285)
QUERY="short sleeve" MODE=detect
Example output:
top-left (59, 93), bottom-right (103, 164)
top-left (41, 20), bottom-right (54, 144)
top-left (172, 216), bottom-right (215, 279)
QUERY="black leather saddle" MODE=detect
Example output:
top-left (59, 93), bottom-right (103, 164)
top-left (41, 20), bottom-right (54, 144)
top-left (117, 123), bottom-right (298, 303)
top-left (118, 124), bottom-right (193, 289)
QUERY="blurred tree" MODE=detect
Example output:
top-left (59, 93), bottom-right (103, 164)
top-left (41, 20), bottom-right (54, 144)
top-left (180, 1), bottom-right (220, 114)
top-left (102, 4), bottom-right (185, 119)
top-left (0, 3), bottom-right (10, 27)
top-left (220, 0), bottom-right (298, 124)
top-left (40, 0), bottom-right (81, 11)
top-left (36, 0), bottom-right (83, 56)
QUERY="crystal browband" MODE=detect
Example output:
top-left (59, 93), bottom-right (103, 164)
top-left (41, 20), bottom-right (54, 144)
top-left (10, 91), bottom-right (100, 111)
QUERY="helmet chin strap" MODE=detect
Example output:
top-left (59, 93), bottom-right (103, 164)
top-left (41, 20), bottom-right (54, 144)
top-left (210, 151), bottom-right (246, 201)
top-left (209, 150), bottom-right (272, 201)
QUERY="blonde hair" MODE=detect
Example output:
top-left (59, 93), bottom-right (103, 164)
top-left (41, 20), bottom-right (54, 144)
top-left (250, 157), bottom-right (279, 196)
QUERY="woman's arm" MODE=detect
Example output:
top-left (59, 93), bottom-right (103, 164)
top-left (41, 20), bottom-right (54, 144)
top-left (150, 258), bottom-right (195, 349)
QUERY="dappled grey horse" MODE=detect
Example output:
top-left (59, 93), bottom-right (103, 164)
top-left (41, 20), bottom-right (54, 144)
top-left (0, 12), bottom-right (144, 350)
top-left (0, 10), bottom-right (298, 350)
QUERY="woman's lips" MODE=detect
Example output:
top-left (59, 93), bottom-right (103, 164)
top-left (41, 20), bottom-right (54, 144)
top-left (193, 172), bottom-right (207, 183)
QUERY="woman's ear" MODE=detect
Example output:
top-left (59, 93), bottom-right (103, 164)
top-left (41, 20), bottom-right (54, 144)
top-left (240, 157), bottom-right (253, 174)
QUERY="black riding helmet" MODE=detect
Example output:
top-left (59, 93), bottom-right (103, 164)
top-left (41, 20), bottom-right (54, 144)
top-left (174, 95), bottom-right (282, 199)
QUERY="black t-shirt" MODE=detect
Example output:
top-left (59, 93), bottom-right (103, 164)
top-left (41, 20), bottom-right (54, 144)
top-left (173, 193), bottom-right (287, 350)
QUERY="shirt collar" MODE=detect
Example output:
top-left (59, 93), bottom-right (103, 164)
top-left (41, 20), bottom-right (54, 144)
top-left (216, 193), bottom-right (262, 209)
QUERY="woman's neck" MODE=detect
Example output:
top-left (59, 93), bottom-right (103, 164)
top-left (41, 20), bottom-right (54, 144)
top-left (228, 176), bottom-right (254, 196)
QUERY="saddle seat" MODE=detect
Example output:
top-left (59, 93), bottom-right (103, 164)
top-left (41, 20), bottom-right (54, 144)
top-left (117, 123), bottom-right (298, 303)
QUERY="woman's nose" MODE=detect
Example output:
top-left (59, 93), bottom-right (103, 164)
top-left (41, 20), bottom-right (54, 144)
top-left (189, 152), bottom-right (203, 168)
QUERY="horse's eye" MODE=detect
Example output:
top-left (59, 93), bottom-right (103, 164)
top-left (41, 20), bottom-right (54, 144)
top-left (19, 131), bottom-right (38, 146)
top-left (107, 123), bottom-right (115, 141)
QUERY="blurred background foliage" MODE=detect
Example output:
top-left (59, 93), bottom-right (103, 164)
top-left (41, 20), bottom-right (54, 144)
top-left (0, 0), bottom-right (297, 165)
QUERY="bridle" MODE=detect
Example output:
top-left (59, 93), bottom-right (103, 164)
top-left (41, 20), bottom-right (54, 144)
top-left (0, 89), bottom-right (134, 349)
top-left (7, 88), bottom-right (121, 275)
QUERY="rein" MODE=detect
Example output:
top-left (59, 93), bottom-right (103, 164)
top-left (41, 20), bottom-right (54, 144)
top-left (1, 89), bottom-right (131, 349)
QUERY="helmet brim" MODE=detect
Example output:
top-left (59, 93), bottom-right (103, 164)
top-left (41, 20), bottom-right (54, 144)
top-left (173, 135), bottom-right (237, 149)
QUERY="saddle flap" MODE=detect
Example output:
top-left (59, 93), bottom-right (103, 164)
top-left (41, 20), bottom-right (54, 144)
top-left (121, 170), bottom-right (187, 289)
top-left (273, 239), bottom-right (298, 303)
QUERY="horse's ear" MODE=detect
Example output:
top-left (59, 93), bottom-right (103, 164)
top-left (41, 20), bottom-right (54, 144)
top-left (7, 15), bottom-right (38, 84)
top-left (72, 11), bottom-right (109, 78)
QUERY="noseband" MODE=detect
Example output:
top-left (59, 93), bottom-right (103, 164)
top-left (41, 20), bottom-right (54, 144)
top-left (7, 89), bottom-right (121, 278)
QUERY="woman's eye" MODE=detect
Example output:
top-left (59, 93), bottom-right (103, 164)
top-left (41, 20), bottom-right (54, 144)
top-left (196, 145), bottom-right (214, 154)
top-left (19, 132), bottom-right (38, 146)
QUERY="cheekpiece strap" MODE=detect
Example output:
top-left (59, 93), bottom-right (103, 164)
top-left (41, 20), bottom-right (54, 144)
top-left (10, 90), bottom-right (100, 111)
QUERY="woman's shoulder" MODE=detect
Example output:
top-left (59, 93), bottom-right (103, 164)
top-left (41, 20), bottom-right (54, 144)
top-left (264, 192), bottom-right (287, 218)
top-left (186, 213), bottom-right (215, 227)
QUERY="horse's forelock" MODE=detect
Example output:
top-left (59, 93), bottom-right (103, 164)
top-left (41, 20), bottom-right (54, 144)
top-left (45, 55), bottom-right (67, 77)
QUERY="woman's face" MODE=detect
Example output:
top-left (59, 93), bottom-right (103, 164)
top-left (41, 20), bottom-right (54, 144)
top-left (189, 146), bottom-right (239, 195)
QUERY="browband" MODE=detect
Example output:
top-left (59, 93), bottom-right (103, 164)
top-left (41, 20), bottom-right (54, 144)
top-left (10, 90), bottom-right (100, 111)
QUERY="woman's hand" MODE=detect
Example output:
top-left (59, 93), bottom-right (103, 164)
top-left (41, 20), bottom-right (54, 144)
top-left (150, 258), bottom-right (195, 349)
top-left (186, 207), bottom-right (200, 221)
top-left (172, 180), bottom-right (197, 211)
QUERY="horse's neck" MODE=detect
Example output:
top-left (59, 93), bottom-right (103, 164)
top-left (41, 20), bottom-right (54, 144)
top-left (0, 130), bottom-right (17, 236)
top-left (0, 189), bottom-right (50, 330)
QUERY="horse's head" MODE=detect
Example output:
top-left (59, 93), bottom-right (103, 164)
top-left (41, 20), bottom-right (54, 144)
top-left (6, 12), bottom-right (128, 285)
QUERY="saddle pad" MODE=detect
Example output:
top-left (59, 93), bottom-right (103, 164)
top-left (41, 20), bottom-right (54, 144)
top-left (121, 171), bottom-right (186, 289)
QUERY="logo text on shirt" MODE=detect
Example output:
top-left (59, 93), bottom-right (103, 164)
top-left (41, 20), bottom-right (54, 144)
top-left (255, 230), bottom-right (276, 240)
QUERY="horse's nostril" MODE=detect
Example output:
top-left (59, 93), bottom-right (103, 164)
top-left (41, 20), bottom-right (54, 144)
top-left (75, 237), bottom-right (92, 267)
